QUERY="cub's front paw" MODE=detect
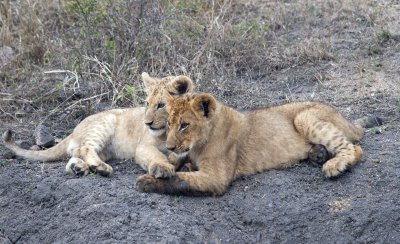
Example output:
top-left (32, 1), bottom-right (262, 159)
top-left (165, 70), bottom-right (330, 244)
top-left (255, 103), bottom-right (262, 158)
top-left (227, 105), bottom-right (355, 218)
top-left (135, 174), bottom-right (160, 193)
top-left (167, 153), bottom-right (182, 169)
top-left (149, 162), bottom-right (175, 178)
top-left (322, 158), bottom-right (347, 177)
top-left (89, 162), bottom-right (113, 177)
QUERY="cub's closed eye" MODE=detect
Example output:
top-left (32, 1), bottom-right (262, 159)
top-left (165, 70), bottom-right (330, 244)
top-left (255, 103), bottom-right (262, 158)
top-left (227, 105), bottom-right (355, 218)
top-left (179, 122), bottom-right (189, 131)
top-left (157, 103), bottom-right (165, 109)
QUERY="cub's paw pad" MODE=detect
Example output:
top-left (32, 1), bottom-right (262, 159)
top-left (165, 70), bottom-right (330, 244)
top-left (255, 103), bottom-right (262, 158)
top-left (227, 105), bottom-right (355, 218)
top-left (65, 158), bottom-right (89, 176)
top-left (149, 163), bottom-right (175, 178)
top-left (322, 158), bottom-right (347, 178)
top-left (135, 175), bottom-right (159, 193)
top-left (71, 163), bottom-right (86, 176)
top-left (89, 163), bottom-right (113, 177)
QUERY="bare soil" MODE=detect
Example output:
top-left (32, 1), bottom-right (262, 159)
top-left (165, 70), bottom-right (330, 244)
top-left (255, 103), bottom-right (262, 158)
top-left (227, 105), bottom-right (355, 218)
top-left (1, 1), bottom-right (400, 243)
top-left (1, 68), bottom-right (400, 243)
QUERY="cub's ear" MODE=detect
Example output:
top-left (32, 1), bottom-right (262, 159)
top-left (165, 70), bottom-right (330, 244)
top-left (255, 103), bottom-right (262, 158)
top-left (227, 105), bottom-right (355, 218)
top-left (167, 75), bottom-right (194, 96)
top-left (142, 72), bottom-right (157, 92)
top-left (191, 93), bottom-right (216, 119)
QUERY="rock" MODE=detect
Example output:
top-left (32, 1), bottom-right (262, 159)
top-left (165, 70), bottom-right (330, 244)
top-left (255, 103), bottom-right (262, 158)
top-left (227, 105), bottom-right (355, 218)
top-left (15, 140), bottom-right (33, 150)
top-left (14, 111), bottom-right (26, 118)
top-left (308, 144), bottom-right (332, 166)
top-left (371, 159), bottom-right (381, 164)
top-left (34, 124), bottom-right (55, 148)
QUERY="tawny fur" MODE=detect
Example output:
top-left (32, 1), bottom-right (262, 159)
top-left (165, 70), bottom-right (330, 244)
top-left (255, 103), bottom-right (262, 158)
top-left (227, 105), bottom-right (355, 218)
top-left (136, 93), bottom-right (364, 196)
top-left (2, 73), bottom-right (194, 177)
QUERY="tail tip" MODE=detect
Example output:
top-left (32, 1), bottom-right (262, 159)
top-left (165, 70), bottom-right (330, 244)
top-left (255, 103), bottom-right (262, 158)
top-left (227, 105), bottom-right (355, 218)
top-left (3, 130), bottom-right (13, 143)
top-left (141, 72), bottom-right (150, 79)
top-left (354, 116), bottom-right (383, 129)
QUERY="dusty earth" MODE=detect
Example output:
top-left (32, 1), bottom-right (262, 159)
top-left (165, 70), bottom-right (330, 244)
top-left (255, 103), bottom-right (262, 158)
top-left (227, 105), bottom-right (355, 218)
top-left (1, 1), bottom-right (400, 243)
top-left (1, 68), bottom-right (400, 243)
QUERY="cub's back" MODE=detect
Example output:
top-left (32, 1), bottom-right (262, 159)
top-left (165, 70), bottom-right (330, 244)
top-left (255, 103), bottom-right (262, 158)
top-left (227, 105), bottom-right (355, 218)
top-left (71, 107), bottom-right (146, 142)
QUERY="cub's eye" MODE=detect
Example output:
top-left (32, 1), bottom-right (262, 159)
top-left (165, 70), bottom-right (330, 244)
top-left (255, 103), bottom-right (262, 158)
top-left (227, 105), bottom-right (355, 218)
top-left (179, 122), bottom-right (189, 131)
top-left (157, 102), bottom-right (165, 109)
top-left (145, 101), bottom-right (149, 107)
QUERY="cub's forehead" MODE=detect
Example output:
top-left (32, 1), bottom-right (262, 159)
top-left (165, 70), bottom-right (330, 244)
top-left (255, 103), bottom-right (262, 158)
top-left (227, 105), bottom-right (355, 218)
top-left (169, 96), bottom-right (192, 111)
top-left (147, 79), bottom-right (171, 100)
top-left (167, 96), bottom-right (194, 122)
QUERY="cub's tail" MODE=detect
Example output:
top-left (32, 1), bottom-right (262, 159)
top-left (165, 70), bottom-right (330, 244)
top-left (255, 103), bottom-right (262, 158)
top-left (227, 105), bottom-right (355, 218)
top-left (353, 116), bottom-right (383, 129)
top-left (3, 129), bottom-right (70, 162)
top-left (349, 115), bottom-right (383, 142)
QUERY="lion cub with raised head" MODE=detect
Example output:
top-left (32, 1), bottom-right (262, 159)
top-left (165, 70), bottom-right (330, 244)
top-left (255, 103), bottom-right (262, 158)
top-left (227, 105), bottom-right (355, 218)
top-left (3, 73), bottom-right (193, 177)
top-left (136, 92), bottom-right (364, 195)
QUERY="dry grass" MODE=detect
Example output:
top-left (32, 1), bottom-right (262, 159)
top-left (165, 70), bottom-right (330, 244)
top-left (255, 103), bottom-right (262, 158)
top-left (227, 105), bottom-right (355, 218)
top-left (0, 0), bottom-right (399, 125)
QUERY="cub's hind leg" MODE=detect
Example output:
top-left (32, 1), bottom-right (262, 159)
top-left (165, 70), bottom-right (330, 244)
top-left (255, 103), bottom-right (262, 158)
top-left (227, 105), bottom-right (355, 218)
top-left (77, 119), bottom-right (115, 176)
top-left (65, 146), bottom-right (112, 176)
top-left (65, 140), bottom-right (91, 176)
top-left (65, 128), bottom-right (114, 176)
top-left (294, 111), bottom-right (363, 177)
top-left (78, 143), bottom-right (113, 176)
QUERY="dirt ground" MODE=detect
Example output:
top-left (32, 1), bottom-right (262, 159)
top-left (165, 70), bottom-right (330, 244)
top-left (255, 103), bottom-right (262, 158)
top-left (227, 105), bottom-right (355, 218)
top-left (1, 1), bottom-right (400, 243)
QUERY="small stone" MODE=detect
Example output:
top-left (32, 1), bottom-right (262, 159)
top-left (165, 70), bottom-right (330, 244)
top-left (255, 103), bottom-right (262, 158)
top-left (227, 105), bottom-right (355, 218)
top-left (30, 145), bottom-right (41, 151)
top-left (14, 111), bottom-right (26, 118)
top-left (371, 159), bottom-right (381, 164)
top-left (34, 124), bottom-right (55, 147)
top-left (149, 201), bottom-right (157, 209)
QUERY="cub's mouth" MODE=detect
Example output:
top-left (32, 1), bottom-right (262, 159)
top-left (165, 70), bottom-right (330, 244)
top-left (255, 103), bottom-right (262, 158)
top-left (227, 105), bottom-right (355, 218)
top-left (146, 125), bottom-right (166, 137)
top-left (147, 125), bottom-right (165, 131)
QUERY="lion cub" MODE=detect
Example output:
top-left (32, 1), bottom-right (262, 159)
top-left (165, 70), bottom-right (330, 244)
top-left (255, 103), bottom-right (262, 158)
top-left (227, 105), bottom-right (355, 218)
top-left (3, 73), bottom-right (193, 177)
top-left (136, 93), bottom-right (365, 195)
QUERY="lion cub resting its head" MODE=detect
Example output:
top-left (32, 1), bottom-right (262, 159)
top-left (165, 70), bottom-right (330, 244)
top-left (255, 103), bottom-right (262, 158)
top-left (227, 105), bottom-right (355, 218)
top-left (136, 92), bottom-right (364, 196)
top-left (3, 73), bottom-right (193, 177)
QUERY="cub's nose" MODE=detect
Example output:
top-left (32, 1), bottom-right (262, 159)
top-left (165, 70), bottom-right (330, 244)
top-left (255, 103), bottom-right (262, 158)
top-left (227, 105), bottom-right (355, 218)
top-left (145, 121), bottom-right (153, 126)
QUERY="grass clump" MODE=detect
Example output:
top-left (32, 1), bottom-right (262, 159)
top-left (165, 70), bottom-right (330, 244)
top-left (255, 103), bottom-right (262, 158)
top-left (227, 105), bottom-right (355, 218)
top-left (1, 0), bottom-right (398, 124)
top-left (365, 29), bottom-right (400, 56)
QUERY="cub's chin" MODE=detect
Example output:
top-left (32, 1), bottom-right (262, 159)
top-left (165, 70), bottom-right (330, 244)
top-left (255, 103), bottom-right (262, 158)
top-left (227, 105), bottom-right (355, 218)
top-left (175, 150), bottom-right (189, 159)
top-left (146, 126), bottom-right (166, 137)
